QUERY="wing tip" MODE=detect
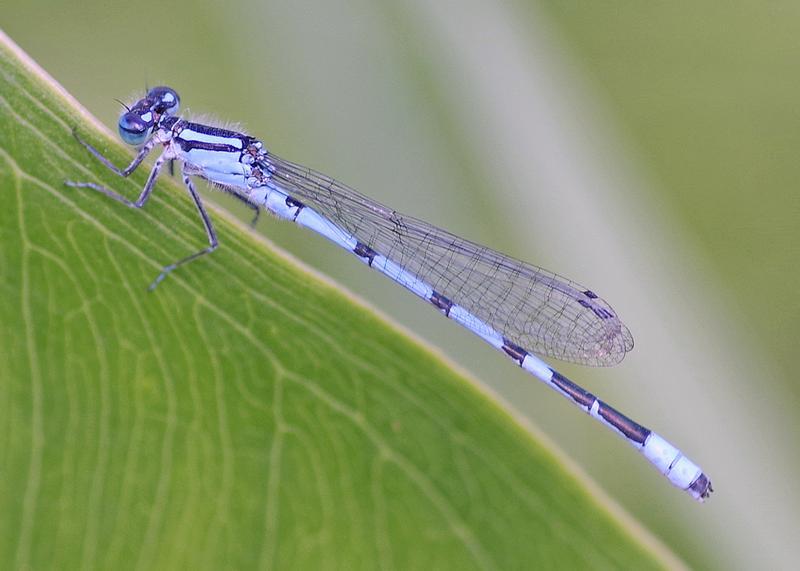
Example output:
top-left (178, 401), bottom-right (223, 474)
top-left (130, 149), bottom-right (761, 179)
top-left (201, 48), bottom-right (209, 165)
top-left (583, 321), bottom-right (634, 367)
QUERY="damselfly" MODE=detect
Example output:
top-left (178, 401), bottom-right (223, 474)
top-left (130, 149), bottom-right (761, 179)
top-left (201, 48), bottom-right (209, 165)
top-left (66, 86), bottom-right (712, 501)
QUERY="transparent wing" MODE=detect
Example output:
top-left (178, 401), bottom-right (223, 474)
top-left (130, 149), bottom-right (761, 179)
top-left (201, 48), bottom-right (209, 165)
top-left (265, 154), bottom-right (634, 366)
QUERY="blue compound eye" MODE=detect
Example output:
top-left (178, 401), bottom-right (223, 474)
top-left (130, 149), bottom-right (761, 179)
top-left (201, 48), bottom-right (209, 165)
top-left (118, 111), bottom-right (153, 145)
top-left (147, 86), bottom-right (180, 116)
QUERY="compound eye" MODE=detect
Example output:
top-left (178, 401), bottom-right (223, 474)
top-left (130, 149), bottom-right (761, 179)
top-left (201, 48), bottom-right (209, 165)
top-left (118, 111), bottom-right (153, 145)
top-left (147, 86), bottom-right (180, 116)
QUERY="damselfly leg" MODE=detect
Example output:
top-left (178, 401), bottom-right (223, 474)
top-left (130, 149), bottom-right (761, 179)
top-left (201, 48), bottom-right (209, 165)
top-left (66, 129), bottom-right (219, 289)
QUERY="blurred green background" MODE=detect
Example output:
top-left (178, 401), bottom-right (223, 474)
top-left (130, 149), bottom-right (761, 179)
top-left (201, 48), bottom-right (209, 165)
top-left (2, 0), bottom-right (798, 568)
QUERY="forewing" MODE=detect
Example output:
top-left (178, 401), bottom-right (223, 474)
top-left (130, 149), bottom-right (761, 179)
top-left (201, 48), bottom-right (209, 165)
top-left (266, 155), bottom-right (634, 366)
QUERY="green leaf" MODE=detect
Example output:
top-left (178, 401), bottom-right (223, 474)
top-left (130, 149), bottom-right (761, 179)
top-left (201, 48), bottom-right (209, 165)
top-left (0, 31), bottom-right (677, 569)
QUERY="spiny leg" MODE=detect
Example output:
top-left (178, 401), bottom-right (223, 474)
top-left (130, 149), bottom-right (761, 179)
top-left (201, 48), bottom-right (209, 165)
top-left (66, 150), bottom-right (168, 209)
top-left (248, 206), bottom-right (261, 228)
top-left (66, 131), bottom-right (217, 289)
top-left (222, 188), bottom-right (261, 227)
top-left (68, 127), bottom-right (158, 177)
top-left (147, 166), bottom-right (218, 291)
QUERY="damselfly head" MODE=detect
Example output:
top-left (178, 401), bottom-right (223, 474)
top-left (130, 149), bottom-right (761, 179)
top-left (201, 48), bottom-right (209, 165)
top-left (117, 86), bottom-right (180, 146)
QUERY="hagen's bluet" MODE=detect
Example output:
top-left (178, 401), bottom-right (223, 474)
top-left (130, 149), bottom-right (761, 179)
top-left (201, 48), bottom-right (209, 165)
top-left (66, 86), bottom-right (712, 501)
